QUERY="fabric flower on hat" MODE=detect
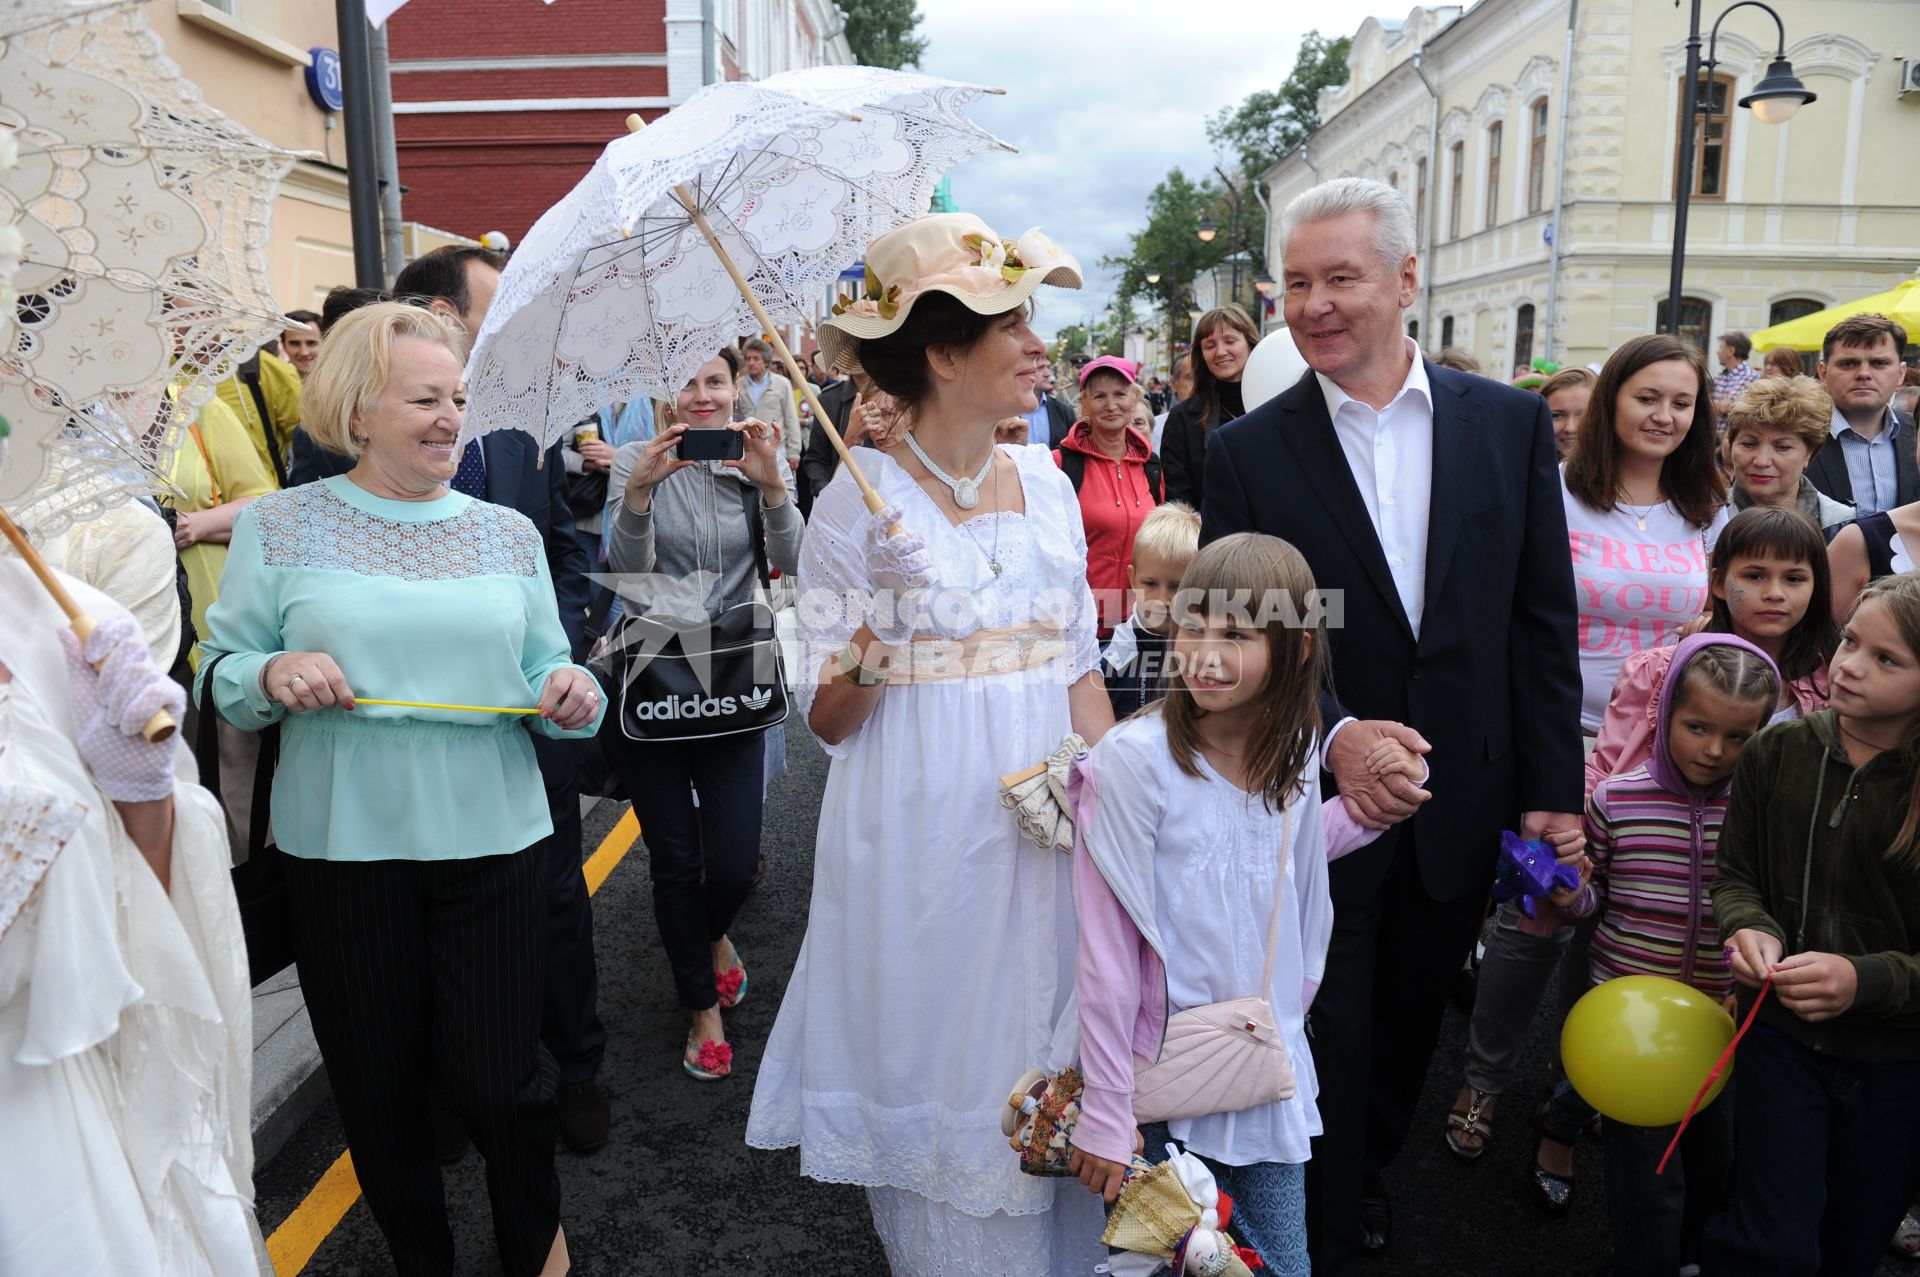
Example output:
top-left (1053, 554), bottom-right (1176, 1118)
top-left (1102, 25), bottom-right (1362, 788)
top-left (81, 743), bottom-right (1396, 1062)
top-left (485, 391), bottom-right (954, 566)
top-left (963, 232), bottom-right (1010, 275)
top-left (832, 262), bottom-right (902, 320)
top-left (1013, 228), bottom-right (1061, 276)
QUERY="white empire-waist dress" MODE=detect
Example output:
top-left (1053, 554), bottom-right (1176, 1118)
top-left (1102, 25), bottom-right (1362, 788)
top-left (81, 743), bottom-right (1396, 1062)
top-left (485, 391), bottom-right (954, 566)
top-left (746, 443), bottom-right (1108, 1274)
top-left (0, 560), bottom-right (262, 1274)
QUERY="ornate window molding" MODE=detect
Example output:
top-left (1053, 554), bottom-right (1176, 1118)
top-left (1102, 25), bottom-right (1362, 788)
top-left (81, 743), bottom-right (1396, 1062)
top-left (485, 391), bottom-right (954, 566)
top-left (1783, 34), bottom-right (1876, 80)
top-left (1662, 32), bottom-right (1761, 78)
top-left (1475, 85), bottom-right (1510, 129)
top-left (1516, 55), bottom-right (1557, 102)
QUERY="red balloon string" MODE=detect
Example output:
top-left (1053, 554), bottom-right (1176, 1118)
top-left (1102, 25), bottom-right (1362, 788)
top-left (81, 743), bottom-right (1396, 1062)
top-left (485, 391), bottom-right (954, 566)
top-left (1656, 976), bottom-right (1772, 1176)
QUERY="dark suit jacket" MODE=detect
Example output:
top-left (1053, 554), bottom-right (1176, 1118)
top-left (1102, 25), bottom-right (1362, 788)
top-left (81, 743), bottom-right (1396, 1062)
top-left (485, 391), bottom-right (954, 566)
top-left (798, 377), bottom-right (860, 518)
top-left (1041, 393), bottom-right (1075, 449)
top-left (1201, 361), bottom-right (1584, 902)
top-left (1805, 409), bottom-right (1920, 510)
top-left (285, 426), bottom-right (592, 786)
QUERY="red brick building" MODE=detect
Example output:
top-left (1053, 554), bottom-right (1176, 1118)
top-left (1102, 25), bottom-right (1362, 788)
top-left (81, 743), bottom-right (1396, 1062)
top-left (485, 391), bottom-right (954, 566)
top-left (387, 0), bottom-right (853, 244)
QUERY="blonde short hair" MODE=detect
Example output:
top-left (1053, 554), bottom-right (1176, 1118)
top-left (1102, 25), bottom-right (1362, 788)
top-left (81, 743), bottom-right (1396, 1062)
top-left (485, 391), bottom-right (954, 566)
top-left (1726, 374), bottom-right (1834, 457)
top-left (1134, 501), bottom-right (1201, 565)
top-left (299, 302), bottom-right (469, 458)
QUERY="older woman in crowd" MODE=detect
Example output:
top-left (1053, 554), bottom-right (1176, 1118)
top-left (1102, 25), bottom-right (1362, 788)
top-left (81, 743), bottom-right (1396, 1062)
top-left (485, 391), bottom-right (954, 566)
top-left (1052, 355), bottom-right (1161, 636)
top-left (1724, 375), bottom-right (1854, 539)
top-left (199, 302), bottom-right (601, 1277)
top-left (1, 561), bottom-right (258, 1273)
top-left (602, 343), bottom-right (802, 1081)
top-left (1159, 304), bottom-right (1260, 508)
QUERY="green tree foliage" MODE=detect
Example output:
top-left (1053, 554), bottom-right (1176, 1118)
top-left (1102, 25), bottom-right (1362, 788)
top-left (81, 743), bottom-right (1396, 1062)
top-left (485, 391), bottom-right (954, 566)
top-left (1205, 31), bottom-right (1352, 180)
top-left (841, 0), bottom-right (927, 69)
top-left (1104, 168), bottom-right (1222, 321)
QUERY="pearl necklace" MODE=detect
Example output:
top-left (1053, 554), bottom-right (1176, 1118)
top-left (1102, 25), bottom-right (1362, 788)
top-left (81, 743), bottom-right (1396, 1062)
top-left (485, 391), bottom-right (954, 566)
top-left (902, 429), bottom-right (994, 510)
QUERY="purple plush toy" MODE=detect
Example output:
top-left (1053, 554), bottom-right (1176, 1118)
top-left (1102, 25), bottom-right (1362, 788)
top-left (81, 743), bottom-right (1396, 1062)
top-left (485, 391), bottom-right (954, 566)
top-left (1492, 831), bottom-right (1580, 919)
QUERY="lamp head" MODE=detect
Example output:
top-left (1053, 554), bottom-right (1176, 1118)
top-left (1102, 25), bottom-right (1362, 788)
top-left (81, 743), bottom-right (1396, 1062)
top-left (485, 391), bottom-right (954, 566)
top-left (1146, 271), bottom-right (1161, 285)
top-left (1196, 215), bottom-right (1218, 244)
top-left (1740, 57), bottom-right (1816, 124)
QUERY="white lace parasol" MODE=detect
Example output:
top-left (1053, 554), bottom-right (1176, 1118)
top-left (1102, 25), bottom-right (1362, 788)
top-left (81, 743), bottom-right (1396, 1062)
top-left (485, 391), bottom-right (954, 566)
top-left (0, 1), bottom-right (297, 537)
top-left (464, 66), bottom-right (1012, 450)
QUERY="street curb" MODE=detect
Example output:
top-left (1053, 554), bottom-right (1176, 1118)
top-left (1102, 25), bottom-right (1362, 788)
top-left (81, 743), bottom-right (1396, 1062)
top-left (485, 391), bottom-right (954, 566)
top-left (250, 970), bottom-right (329, 1169)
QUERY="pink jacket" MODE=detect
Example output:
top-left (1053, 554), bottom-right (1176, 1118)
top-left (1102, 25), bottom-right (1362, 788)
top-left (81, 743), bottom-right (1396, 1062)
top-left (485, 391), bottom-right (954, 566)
top-left (1070, 795), bottom-right (1383, 1165)
top-left (1584, 643), bottom-right (1828, 801)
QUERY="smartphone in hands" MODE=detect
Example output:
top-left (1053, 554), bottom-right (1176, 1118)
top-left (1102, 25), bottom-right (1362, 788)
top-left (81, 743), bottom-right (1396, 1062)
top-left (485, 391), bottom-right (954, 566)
top-left (676, 425), bottom-right (745, 462)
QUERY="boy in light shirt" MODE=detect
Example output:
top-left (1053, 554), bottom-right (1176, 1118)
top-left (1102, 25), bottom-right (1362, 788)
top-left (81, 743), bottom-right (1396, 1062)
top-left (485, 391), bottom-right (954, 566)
top-left (1100, 501), bottom-right (1200, 719)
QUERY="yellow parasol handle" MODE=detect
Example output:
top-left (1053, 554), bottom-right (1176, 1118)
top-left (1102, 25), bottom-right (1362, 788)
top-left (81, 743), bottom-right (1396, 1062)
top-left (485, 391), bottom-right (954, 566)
top-left (0, 505), bottom-right (178, 743)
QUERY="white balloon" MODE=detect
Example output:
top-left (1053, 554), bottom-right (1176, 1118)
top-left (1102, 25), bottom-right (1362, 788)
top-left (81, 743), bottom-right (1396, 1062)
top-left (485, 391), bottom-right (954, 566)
top-left (1240, 327), bottom-right (1311, 411)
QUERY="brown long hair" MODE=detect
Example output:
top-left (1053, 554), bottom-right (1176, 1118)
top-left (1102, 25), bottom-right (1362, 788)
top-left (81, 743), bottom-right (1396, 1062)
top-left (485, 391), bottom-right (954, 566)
top-left (1706, 507), bottom-right (1838, 683)
top-left (1849, 572), bottom-right (1920, 870)
top-left (1188, 304), bottom-right (1262, 428)
top-left (1564, 334), bottom-right (1726, 528)
top-left (1159, 533), bottom-right (1329, 813)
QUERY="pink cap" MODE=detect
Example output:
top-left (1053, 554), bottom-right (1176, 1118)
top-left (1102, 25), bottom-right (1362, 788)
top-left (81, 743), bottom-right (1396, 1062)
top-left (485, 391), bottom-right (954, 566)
top-left (1077, 355), bottom-right (1138, 388)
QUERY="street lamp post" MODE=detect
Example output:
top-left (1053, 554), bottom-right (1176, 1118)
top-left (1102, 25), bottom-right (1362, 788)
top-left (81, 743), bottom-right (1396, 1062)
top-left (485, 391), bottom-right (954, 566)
top-left (1666, 0), bottom-right (1815, 335)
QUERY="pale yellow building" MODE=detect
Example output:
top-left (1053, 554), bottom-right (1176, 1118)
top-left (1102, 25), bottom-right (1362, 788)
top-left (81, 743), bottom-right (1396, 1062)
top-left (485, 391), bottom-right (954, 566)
top-left (1263, 0), bottom-right (1920, 371)
top-left (154, 2), bottom-right (357, 311)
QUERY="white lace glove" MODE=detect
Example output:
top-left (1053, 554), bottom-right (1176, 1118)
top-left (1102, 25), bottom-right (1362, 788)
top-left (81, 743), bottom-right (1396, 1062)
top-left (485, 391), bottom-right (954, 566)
top-left (864, 503), bottom-right (935, 646)
top-left (59, 615), bottom-right (185, 803)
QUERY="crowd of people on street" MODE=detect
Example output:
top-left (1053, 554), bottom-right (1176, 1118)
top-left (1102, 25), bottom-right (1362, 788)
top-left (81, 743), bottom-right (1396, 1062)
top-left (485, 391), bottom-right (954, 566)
top-left (4, 170), bottom-right (1920, 1277)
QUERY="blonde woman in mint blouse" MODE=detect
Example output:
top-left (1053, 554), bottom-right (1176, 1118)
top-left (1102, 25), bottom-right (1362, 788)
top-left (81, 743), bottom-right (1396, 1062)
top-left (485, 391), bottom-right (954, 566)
top-left (199, 304), bottom-right (598, 1277)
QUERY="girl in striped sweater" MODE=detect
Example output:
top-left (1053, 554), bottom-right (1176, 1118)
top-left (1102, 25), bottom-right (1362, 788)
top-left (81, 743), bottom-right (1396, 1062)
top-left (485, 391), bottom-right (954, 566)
top-left (1535, 633), bottom-right (1781, 1276)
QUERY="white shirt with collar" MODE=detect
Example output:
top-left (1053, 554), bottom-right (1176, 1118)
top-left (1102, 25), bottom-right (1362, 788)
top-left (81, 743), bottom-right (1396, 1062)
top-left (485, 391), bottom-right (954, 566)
top-left (1828, 404), bottom-right (1901, 517)
top-left (1316, 336), bottom-right (1435, 637)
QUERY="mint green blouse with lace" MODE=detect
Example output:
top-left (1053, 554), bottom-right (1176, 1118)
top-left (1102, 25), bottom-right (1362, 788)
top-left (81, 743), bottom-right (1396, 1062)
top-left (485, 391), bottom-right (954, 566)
top-left (198, 475), bottom-right (604, 862)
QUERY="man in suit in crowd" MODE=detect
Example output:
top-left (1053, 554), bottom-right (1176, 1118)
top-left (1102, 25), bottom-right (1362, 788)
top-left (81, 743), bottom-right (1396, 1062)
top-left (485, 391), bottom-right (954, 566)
top-left (385, 247), bottom-right (610, 1155)
top-left (1806, 313), bottom-right (1917, 517)
top-left (797, 362), bottom-right (862, 517)
top-left (736, 338), bottom-right (803, 471)
top-left (1201, 178), bottom-right (1584, 1275)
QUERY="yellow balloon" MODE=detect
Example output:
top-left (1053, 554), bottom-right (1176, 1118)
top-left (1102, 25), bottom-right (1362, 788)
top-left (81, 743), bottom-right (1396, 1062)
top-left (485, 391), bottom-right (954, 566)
top-left (1560, 976), bottom-right (1736, 1127)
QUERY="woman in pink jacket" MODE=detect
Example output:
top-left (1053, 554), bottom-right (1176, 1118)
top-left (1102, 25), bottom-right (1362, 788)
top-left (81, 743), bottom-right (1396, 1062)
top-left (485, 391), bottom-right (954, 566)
top-left (1053, 356), bottom-right (1162, 637)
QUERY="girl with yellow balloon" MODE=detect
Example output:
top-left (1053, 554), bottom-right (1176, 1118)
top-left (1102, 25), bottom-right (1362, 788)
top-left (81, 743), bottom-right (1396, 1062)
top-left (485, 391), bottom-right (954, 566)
top-left (1536, 635), bottom-right (1780, 1277)
top-left (1703, 574), bottom-right (1920, 1276)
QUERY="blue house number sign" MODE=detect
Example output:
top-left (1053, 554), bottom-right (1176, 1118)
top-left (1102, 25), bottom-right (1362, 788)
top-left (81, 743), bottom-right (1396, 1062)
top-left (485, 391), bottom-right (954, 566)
top-left (306, 48), bottom-right (344, 113)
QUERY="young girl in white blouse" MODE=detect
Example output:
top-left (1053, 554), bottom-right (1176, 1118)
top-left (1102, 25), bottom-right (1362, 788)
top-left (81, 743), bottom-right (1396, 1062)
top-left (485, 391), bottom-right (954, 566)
top-left (1067, 533), bottom-right (1423, 1272)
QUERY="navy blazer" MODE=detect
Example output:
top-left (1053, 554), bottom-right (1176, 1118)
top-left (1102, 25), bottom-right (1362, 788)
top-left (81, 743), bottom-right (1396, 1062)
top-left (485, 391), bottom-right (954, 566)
top-left (1201, 361), bottom-right (1584, 902)
top-left (1805, 409), bottom-right (1920, 511)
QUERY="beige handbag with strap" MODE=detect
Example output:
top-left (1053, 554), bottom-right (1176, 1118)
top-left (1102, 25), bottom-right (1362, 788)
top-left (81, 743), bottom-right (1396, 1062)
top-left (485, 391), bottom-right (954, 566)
top-left (1130, 811), bottom-right (1298, 1125)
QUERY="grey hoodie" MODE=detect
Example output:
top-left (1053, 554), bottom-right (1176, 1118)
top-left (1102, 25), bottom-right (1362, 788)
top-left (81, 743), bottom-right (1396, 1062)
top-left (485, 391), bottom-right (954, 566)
top-left (605, 441), bottom-right (803, 619)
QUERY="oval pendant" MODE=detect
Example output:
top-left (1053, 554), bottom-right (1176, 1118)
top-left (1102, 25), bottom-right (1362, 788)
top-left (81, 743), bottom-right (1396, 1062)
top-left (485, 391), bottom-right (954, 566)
top-left (953, 478), bottom-right (980, 509)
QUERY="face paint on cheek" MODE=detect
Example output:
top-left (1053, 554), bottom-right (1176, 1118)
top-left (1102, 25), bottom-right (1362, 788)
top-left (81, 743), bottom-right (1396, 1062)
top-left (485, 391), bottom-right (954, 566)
top-left (1727, 586), bottom-right (1748, 608)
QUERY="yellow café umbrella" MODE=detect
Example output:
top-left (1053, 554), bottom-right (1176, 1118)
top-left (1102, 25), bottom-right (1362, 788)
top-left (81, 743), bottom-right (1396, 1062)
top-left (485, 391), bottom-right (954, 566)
top-left (1752, 278), bottom-right (1920, 352)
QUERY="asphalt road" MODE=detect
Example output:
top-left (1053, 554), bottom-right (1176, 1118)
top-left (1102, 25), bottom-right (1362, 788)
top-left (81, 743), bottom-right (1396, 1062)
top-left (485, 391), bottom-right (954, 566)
top-left (255, 729), bottom-right (1920, 1276)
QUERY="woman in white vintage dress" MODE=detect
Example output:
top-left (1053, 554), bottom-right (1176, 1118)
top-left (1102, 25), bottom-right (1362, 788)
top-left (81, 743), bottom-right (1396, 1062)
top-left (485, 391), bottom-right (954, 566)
top-left (0, 555), bottom-right (261, 1274)
top-left (746, 214), bottom-right (1116, 1273)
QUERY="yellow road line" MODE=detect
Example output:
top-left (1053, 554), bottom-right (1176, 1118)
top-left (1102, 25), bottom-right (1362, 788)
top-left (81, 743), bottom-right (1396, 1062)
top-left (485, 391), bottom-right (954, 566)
top-left (265, 807), bottom-right (642, 1275)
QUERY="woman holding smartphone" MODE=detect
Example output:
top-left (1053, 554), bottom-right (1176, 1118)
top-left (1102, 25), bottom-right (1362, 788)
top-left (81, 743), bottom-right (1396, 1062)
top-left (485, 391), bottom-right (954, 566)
top-left (604, 344), bottom-right (803, 1079)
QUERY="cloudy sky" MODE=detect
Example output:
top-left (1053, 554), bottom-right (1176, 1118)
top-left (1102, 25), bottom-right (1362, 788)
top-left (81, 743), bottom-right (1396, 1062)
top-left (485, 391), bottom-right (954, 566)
top-left (917, 0), bottom-right (1388, 340)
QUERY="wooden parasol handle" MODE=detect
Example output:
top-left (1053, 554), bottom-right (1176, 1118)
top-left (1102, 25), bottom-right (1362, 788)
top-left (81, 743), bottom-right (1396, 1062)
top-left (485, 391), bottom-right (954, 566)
top-left (0, 506), bottom-right (178, 742)
top-left (623, 113), bottom-right (889, 518)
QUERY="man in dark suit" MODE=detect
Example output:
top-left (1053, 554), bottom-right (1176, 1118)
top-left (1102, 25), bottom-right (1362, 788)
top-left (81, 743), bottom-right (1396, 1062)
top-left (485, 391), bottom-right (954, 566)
top-left (797, 366), bottom-right (863, 517)
top-left (1805, 313), bottom-right (1917, 517)
top-left (1202, 179), bottom-right (1584, 1275)
top-left (389, 247), bottom-right (611, 1155)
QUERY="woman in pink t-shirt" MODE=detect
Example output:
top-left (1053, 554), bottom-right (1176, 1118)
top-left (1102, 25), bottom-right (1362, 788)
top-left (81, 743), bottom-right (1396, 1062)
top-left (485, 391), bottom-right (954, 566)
top-left (1441, 335), bottom-right (1728, 1190)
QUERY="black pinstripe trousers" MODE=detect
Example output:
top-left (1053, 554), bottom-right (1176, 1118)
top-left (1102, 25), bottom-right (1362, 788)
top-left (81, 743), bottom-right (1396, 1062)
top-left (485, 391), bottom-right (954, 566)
top-left (284, 849), bottom-right (561, 1276)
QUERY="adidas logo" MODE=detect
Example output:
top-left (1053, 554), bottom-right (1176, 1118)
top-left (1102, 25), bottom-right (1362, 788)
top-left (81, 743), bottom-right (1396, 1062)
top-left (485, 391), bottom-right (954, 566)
top-left (629, 687), bottom-right (774, 721)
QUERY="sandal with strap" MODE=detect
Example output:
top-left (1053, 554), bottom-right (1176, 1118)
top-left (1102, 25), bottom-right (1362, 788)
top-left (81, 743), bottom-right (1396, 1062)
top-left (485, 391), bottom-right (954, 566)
top-left (1444, 1087), bottom-right (1496, 1161)
top-left (716, 946), bottom-right (748, 1010)
top-left (684, 1033), bottom-right (733, 1082)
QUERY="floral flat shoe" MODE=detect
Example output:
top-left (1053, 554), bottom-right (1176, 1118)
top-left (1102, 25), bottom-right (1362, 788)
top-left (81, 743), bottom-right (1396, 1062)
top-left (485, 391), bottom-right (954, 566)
top-left (684, 1033), bottom-right (733, 1082)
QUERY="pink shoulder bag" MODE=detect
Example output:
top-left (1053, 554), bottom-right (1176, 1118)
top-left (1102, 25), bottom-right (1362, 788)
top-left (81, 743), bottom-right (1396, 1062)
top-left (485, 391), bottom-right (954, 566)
top-left (1130, 811), bottom-right (1298, 1124)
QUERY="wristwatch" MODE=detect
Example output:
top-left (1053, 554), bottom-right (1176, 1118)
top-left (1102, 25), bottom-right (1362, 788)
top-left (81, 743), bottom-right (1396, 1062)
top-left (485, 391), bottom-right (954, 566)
top-left (837, 642), bottom-right (888, 688)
